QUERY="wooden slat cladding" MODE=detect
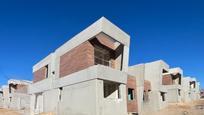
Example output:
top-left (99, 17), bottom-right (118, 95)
top-left (33, 67), bottom-right (47, 83)
top-left (127, 75), bottom-right (138, 113)
top-left (162, 75), bottom-right (173, 85)
top-left (59, 41), bottom-right (94, 78)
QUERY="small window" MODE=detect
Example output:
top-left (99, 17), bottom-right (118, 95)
top-left (45, 65), bottom-right (49, 78)
top-left (160, 92), bottom-right (166, 101)
top-left (104, 81), bottom-right (120, 99)
top-left (59, 87), bottom-right (63, 101)
top-left (178, 89), bottom-right (181, 96)
top-left (128, 88), bottom-right (134, 101)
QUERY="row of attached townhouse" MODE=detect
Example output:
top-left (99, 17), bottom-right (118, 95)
top-left (0, 79), bottom-right (31, 115)
top-left (0, 17), bottom-right (201, 115)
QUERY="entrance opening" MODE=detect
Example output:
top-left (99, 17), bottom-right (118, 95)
top-left (104, 81), bottom-right (121, 99)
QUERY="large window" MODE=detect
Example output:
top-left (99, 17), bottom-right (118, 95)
top-left (104, 81), bottom-right (120, 99)
top-left (94, 46), bottom-right (111, 66)
top-left (128, 88), bottom-right (134, 101)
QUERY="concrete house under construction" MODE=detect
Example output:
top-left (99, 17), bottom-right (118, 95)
top-left (143, 60), bottom-right (168, 112)
top-left (0, 79), bottom-right (31, 114)
top-left (127, 60), bottom-right (169, 114)
top-left (162, 68), bottom-right (183, 103)
top-left (29, 17), bottom-right (130, 115)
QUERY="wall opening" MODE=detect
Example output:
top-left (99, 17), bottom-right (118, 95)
top-left (128, 88), bottom-right (134, 101)
top-left (160, 92), bottom-right (166, 101)
top-left (104, 81), bottom-right (121, 99)
top-left (45, 65), bottom-right (49, 78)
top-left (162, 69), bottom-right (168, 73)
top-left (94, 46), bottom-right (111, 67)
top-left (34, 93), bottom-right (42, 110)
top-left (178, 89), bottom-right (181, 96)
top-left (9, 84), bottom-right (17, 93)
top-left (0, 91), bottom-right (3, 97)
top-left (143, 90), bottom-right (151, 102)
top-left (190, 81), bottom-right (196, 89)
top-left (59, 87), bottom-right (63, 101)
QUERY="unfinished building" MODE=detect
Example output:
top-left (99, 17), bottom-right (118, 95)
top-left (200, 89), bottom-right (204, 98)
top-left (0, 88), bottom-right (3, 108)
top-left (128, 64), bottom-right (151, 115)
top-left (7, 79), bottom-right (31, 114)
top-left (29, 17), bottom-right (130, 115)
top-left (127, 60), bottom-right (169, 114)
top-left (162, 68), bottom-right (183, 103)
top-left (2, 85), bottom-right (10, 108)
top-left (189, 78), bottom-right (200, 101)
top-left (143, 60), bottom-right (168, 112)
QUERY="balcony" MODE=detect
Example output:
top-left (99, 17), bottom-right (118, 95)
top-left (94, 56), bottom-right (112, 67)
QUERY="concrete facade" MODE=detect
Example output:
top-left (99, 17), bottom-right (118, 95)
top-left (0, 88), bottom-right (3, 108)
top-left (0, 17), bottom-right (201, 115)
top-left (29, 17), bottom-right (130, 115)
top-left (200, 89), bottom-right (204, 98)
top-left (143, 60), bottom-right (168, 112)
top-left (181, 77), bottom-right (200, 102)
top-left (162, 68), bottom-right (183, 103)
top-left (128, 61), bottom-right (169, 114)
top-left (128, 64), bottom-right (145, 115)
top-left (0, 80), bottom-right (31, 115)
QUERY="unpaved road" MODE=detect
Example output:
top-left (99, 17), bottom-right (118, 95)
top-left (1, 99), bottom-right (204, 115)
top-left (143, 99), bottom-right (204, 115)
top-left (0, 108), bottom-right (20, 115)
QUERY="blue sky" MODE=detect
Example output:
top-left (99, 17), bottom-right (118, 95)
top-left (0, 0), bottom-right (203, 87)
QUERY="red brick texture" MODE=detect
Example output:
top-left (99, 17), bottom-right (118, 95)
top-left (162, 75), bottom-right (173, 85)
top-left (33, 66), bottom-right (48, 83)
top-left (96, 33), bottom-right (115, 50)
top-left (144, 80), bottom-right (151, 92)
top-left (127, 75), bottom-right (138, 113)
top-left (59, 41), bottom-right (95, 78)
top-left (16, 84), bottom-right (28, 93)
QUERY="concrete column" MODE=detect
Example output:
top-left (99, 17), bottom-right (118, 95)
top-left (122, 46), bottom-right (129, 73)
top-left (30, 94), bottom-right (35, 115)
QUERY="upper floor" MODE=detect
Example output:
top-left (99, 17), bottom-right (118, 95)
top-left (32, 17), bottom-right (130, 83)
top-left (8, 79), bottom-right (32, 94)
top-left (162, 68), bottom-right (183, 86)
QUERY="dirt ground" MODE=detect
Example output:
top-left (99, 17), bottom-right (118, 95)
top-left (143, 99), bottom-right (204, 115)
top-left (0, 108), bottom-right (20, 115)
top-left (1, 99), bottom-right (204, 115)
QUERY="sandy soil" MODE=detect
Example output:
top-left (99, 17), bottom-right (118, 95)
top-left (1, 99), bottom-right (204, 115)
top-left (143, 99), bottom-right (204, 115)
top-left (0, 108), bottom-right (20, 115)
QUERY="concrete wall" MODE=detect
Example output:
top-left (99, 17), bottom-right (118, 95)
top-left (126, 75), bottom-right (138, 114)
top-left (9, 93), bottom-right (30, 115)
top-left (58, 80), bottom-right (97, 115)
top-left (30, 17), bottom-right (130, 115)
top-left (128, 64), bottom-right (145, 115)
top-left (181, 77), bottom-right (191, 102)
top-left (30, 65), bottom-right (128, 115)
top-left (144, 60), bottom-right (169, 112)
